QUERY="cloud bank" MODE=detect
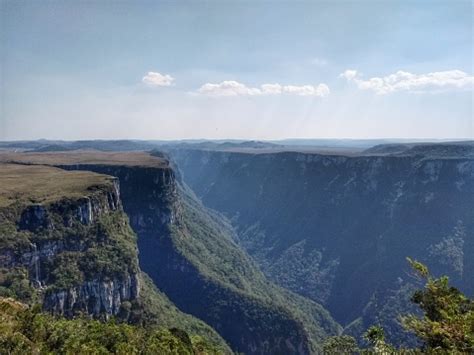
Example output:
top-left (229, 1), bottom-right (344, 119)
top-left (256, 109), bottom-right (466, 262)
top-left (340, 69), bottom-right (474, 94)
top-left (142, 71), bottom-right (174, 86)
top-left (198, 80), bottom-right (330, 97)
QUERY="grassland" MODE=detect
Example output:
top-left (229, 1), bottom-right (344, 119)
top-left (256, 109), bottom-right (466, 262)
top-left (0, 163), bottom-right (115, 208)
top-left (0, 151), bottom-right (168, 168)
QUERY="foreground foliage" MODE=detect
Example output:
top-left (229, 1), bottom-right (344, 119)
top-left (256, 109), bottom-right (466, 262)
top-left (0, 297), bottom-right (221, 355)
top-left (401, 258), bottom-right (473, 353)
top-left (323, 258), bottom-right (474, 354)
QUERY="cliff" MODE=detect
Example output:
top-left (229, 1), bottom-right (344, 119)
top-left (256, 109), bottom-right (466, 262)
top-left (0, 151), bottom-right (341, 354)
top-left (60, 161), bottom-right (340, 354)
top-left (0, 163), bottom-right (139, 319)
top-left (166, 146), bottom-right (474, 345)
top-left (0, 162), bottom-right (230, 352)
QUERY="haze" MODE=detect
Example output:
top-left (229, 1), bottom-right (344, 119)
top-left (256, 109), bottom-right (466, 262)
top-left (1, 0), bottom-right (473, 140)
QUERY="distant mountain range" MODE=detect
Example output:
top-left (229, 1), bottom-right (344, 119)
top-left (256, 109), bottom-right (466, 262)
top-left (1, 138), bottom-right (470, 154)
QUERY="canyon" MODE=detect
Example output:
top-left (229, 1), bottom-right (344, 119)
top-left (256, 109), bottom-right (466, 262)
top-left (0, 151), bottom-right (340, 354)
top-left (166, 142), bottom-right (474, 344)
top-left (0, 140), bottom-right (472, 352)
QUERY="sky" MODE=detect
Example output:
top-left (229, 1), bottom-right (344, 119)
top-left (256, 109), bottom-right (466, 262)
top-left (1, 0), bottom-right (473, 140)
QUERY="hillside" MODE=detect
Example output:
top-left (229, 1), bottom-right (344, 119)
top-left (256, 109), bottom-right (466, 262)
top-left (0, 296), bottom-right (223, 354)
top-left (166, 144), bottom-right (474, 345)
top-left (0, 162), bottom-right (229, 352)
top-left (0, 151), bottom-right (341, 354)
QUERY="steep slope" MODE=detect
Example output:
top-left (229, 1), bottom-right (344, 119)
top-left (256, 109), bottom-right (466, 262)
top-left (0, 163), bottom-right (138, 316)
top-left (0, 296), bottom-right (223, 354)
top-left (142, 185), bottom-right (341, 354)
top-left (1, 151), bottom-right (342, 354)
top-left (0, 163), bottom-right (229, 352)
top-left (166, 146), bottom-right (474, 344)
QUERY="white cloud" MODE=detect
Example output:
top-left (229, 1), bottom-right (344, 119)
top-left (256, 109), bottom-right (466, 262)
top-left (283, 84), bottom-right (330, 96)
top-left (261, 83), bottom-right (283, 95)
top-left (340, 69), bottom-right (474, 94)
top-left (339, 69), bottom-right (358, 80)
top-left (198, 81), bottom-right (261, 96)
top-left (142, 71), bottom-right (174, 87)
top-left (197, 81), bottom-right (330, 97)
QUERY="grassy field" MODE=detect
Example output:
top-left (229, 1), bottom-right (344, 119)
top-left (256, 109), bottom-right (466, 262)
top-left (0, 163), bottom-right (115, 207)
top-left (0, 151), bottom-right (168, 168)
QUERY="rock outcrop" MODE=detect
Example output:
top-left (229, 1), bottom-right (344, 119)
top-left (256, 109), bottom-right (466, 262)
top-left (0, 168), bottom-right (139, 319)
top-left (43, 275), bottom-right (140, 317)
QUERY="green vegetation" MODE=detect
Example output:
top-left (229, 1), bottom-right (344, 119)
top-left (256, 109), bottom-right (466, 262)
top-left (1, 152), bottom-right (340, 353)
top-left (0, 297), bottom-right (221, 355)
top-left (0, 220), bottom-right (30, 251)
top-left (362, 325), bottom-right (395, 353)
top-left (0, 267), bottom-right (37, 302)
top-left (323, 335), bottom-right (359, 353)
top-left (343, 282), bottom-right (421, 348)
top-left (1, 207), bottom-right (140, 297)
top-left (169, 146), bottom-right (474, 340)
top-left (0, 163), bottom-right (230, 352)
top-left (165, 185), bottom-right (341, 352)
top-left (132, 274), bottom-right (231, 352)
top-left (78, 211), bottom-right (139, 279)
top-left (0, 163), bottom-right (139, 299)
top-left (6, 155), bottom-right (471, 353)
top-left (323, 259), bottom-right (474, 354)
top-left (0, 270), bottom-right (231, 354)
top-left (172, 188), bottom-right (267, 295)
top-left (402, 257), bottom-right (473, 352)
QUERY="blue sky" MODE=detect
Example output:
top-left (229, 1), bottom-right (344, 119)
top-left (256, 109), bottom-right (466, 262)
top-left (1, 0), bottom-right (473, 140)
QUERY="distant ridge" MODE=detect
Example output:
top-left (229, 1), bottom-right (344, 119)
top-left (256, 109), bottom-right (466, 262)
top-left (363, 141), bottom-right (474, 158)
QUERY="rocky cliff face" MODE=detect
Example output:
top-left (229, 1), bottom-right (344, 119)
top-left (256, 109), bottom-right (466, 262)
top-left (0, 175), bottom-right (140, 319)
top-left (43, 275), bottom-right (139, 317)
top-left (56, 160), bottom-right (340, 354)
top-left (167, 147), bottom-right (474, 344)
top-left (0, 162), bottom-right (234, 352)
top-left (58, 164), bottom-right (179, 231)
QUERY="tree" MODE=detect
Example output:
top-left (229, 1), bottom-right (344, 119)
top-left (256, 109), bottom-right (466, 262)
top-left (323, 334), bottom-right (358, 354)
top-left (363, 325), bottom-right (395, 354)
top-left (402, 257), bottom-right (473, 353)
top-left (0, 297), bottom-right (221, 355)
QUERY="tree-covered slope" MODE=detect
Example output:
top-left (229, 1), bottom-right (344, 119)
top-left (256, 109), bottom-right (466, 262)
top-left (142, 185), bottom-right (341, 354)
top-left (0, 296), bottom-right (223, 354)
top-left (167, 146), bottom-right (474, 344)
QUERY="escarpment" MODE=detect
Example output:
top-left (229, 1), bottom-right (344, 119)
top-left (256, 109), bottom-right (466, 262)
top-left (62, 163), bottom-right (340, 354)
top-left (0, 164), bottom-right (139, 319)
top-left (1, 152), bottom-right (341, 354)
top-left (0, 162), bottom-right (231, 351)
top-left (166, 147), bottom-right (474, 345)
